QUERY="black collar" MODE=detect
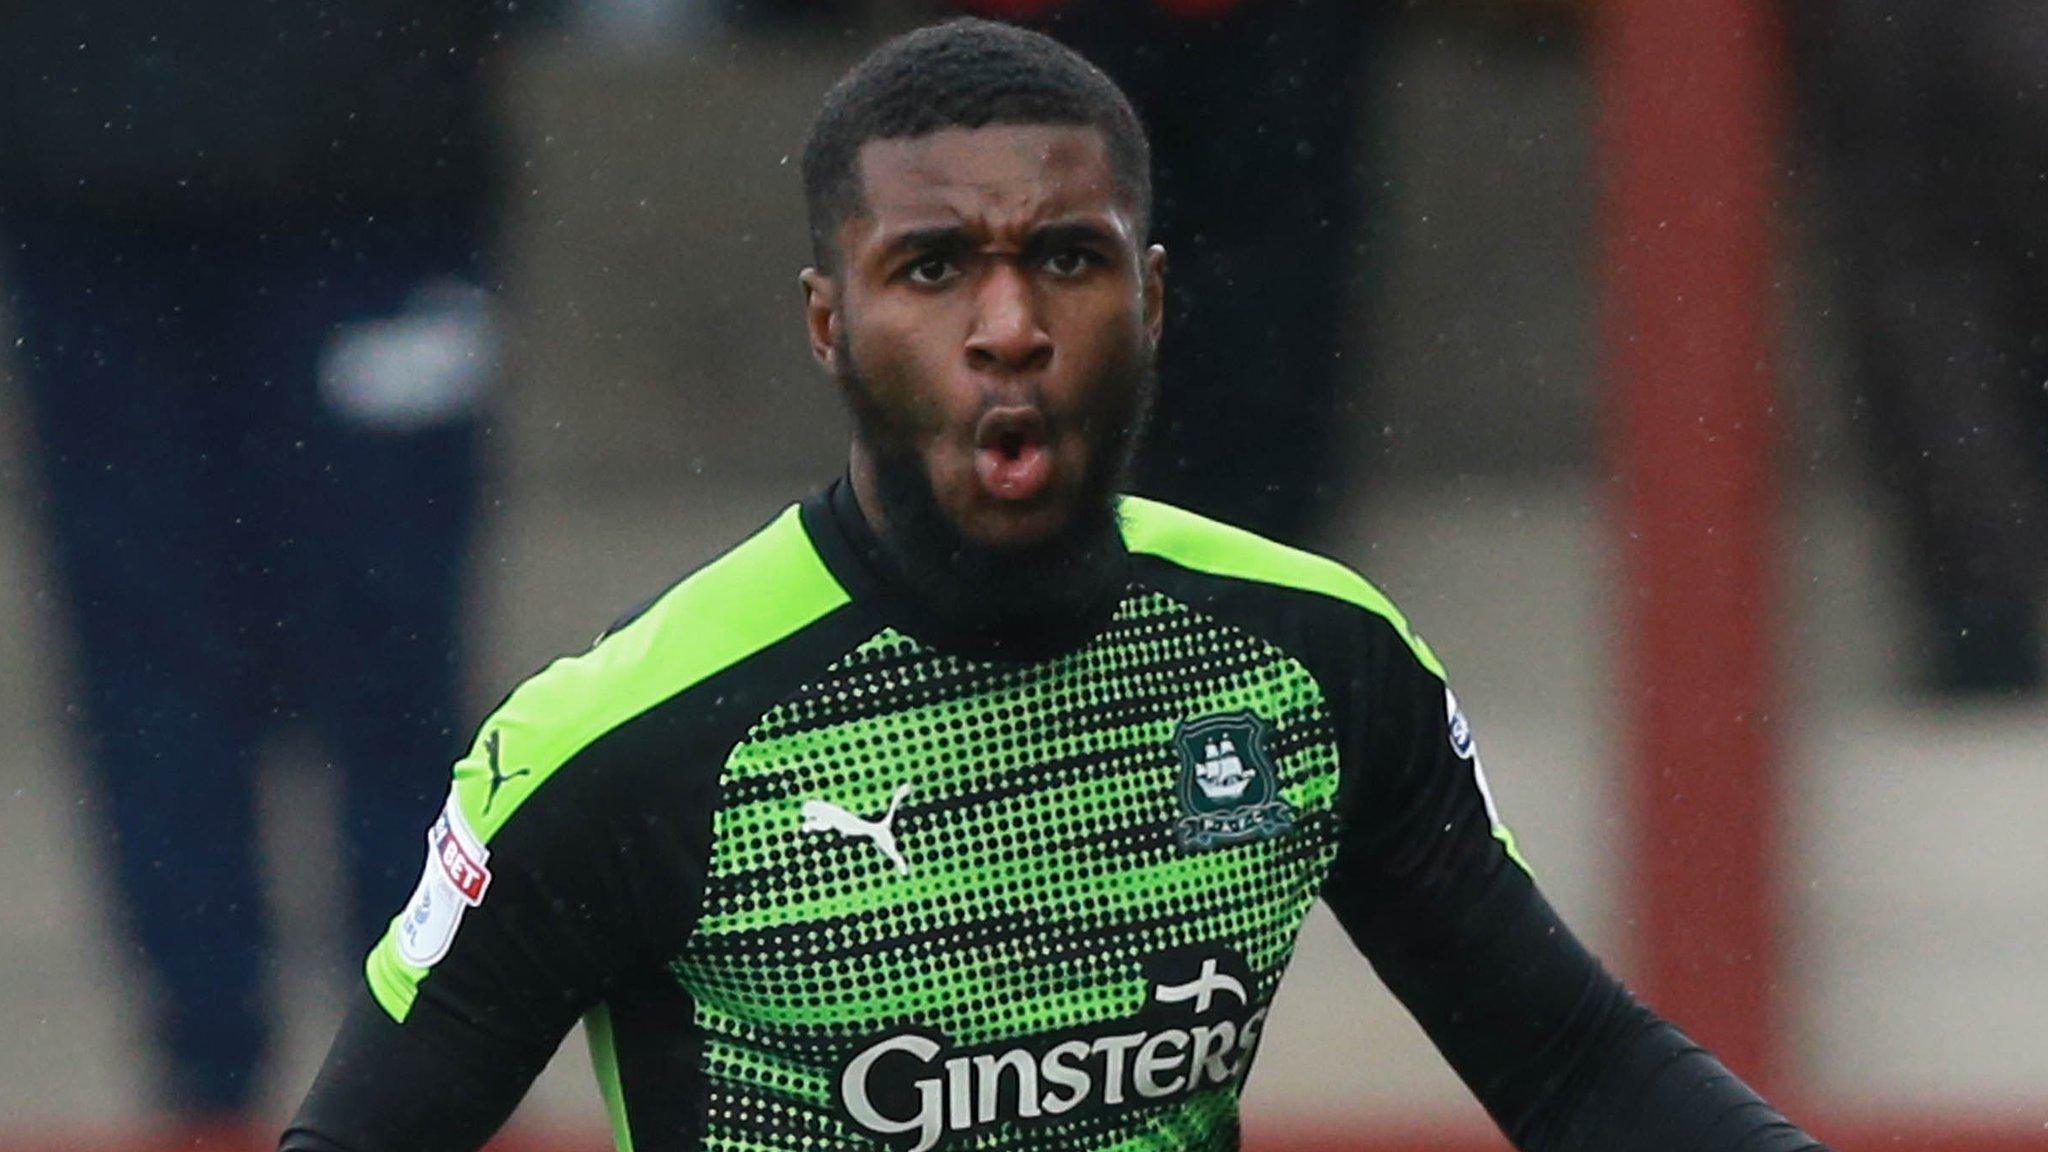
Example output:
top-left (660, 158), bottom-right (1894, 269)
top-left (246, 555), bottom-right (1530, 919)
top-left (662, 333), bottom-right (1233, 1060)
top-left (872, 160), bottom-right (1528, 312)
top-left (799, 478), bottom-right (1129, 663)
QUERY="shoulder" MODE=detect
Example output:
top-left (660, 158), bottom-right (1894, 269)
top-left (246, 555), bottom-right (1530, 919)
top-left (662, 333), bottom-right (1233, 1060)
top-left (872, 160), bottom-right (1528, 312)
top-left (1118, 495), bottom-right (1445, 680)
top-left (453, 503), bottom-right (855, 840)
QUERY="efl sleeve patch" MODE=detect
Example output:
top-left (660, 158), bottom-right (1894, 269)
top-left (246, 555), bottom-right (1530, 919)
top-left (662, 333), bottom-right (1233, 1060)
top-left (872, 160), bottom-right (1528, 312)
top-left (1446, 685), bottom-right (1532, 875)
top-left (1443, 687), bottom-right (1494, 814)
top-left (394, 791), bottom-right (495, 969)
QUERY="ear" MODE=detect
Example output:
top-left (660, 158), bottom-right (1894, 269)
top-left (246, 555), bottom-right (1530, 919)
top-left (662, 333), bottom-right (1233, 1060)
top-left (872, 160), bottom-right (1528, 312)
top-left (1141, 243), bottom-right (1168, 351)
top-left (799, 267), bottom-right (841, 373)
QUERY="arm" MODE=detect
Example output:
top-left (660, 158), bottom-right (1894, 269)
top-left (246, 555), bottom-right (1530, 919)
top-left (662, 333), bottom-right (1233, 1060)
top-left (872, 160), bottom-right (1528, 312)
top-left (1321, 627), bottom-right (1825, 1151)
top-left (281, 983), bottom-right (556, 1152)
top-left (282, 677), bottom-right (713, 1150)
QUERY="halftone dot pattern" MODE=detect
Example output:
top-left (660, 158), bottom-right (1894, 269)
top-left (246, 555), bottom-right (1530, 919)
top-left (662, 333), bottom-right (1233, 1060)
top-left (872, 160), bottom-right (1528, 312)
top-left (670, 591), bottom-right (1341, 1152)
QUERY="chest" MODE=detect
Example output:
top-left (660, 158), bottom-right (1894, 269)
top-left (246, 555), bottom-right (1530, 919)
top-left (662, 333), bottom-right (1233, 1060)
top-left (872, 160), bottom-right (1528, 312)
top-left (673, 595), bottom-right (1345, 1043)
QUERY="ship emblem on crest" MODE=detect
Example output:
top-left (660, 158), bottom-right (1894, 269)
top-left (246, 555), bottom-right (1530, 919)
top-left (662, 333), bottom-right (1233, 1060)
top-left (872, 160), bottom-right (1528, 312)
top-left (1172, 711), bottom-right (1295, 851)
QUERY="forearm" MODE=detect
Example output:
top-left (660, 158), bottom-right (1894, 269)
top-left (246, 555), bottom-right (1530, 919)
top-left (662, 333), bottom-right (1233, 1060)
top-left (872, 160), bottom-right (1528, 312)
top-left (1338, 861), bottom-right (1826, 1152)
top-left (280, 985), bottom-right (548, 1152)
top-left (1323, 637), bottom-right (1828, 1151)
top-left (1512, 975), bottom-right (1824, 1152)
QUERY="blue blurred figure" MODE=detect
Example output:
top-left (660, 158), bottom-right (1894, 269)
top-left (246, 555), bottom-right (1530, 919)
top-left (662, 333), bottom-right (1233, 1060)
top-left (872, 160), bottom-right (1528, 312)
top-left (0, 1), bottom-right (537, 1136)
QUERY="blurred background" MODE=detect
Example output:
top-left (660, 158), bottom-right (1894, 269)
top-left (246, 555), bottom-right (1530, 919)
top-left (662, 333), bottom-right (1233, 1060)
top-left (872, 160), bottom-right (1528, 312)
top-left (1, 0), bottom-right (2044, 1149)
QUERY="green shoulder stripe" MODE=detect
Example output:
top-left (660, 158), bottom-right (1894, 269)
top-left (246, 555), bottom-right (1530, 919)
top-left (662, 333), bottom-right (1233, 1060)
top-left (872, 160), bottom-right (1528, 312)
top-left (453, 502), bottom-right (851, 840)
top-left (586, 1005), bottom-right (635, 1152)
top-left (1117, 495), bottom-right (1446, 680)
top-left (366, 503), bottom-right (850, 1021)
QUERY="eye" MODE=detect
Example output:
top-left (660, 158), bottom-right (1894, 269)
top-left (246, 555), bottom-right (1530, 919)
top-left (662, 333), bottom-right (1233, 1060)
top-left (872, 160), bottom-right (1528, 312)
top-left (904, 257), bottom-right (960, 287)
top-left (1042, 249), bottom-right (1098, 278)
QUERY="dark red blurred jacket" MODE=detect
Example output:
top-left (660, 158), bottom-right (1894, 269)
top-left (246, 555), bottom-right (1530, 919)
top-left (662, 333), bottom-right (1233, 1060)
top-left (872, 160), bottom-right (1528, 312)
top-left (957, 0), bottom-right (1253, 19)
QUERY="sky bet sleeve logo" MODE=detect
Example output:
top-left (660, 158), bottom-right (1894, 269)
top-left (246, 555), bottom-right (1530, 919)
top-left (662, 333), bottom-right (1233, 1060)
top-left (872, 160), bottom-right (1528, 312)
top-left (394, 792), bottom-right (493, 968)
top-left (838, 951), bottom-right (1269, 1152)
top-left (1172, 711), bottom-right (1295, 852)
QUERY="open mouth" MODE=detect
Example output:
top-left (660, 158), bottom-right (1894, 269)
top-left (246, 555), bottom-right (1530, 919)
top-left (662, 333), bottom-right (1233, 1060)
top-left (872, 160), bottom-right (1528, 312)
top-left (973, 407), bottom-right (1054, 502)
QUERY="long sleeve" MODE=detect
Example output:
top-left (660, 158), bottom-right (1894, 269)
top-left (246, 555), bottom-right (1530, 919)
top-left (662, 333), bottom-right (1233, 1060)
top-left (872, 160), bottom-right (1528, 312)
top-left (1320, 626), bottom-right (1826, 1151)
top-left (281, 718), bottom-right (708, 1152)
top-left (281, 982), bottom-right (552, 1152)
top-left (281, 631), bottom-right (735, 1150)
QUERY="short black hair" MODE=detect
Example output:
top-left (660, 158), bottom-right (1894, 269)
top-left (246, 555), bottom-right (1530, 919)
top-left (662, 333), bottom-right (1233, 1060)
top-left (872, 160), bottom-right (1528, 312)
top-left (800, 18), bottom-right (1152, 271)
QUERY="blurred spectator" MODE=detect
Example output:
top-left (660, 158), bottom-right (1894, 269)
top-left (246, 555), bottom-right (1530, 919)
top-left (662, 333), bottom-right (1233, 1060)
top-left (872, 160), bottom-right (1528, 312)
top-left (0, 0), bottom-right (537, 1135)
top-left (952, 0), bottom-right (1384, 543)
top-left (1796, 0), bottom-right (2048, 696)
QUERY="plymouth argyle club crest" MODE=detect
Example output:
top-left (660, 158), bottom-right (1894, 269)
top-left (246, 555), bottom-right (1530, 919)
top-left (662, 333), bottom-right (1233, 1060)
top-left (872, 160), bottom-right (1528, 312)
top-left (1171, 711), bottom-right (1295, 851)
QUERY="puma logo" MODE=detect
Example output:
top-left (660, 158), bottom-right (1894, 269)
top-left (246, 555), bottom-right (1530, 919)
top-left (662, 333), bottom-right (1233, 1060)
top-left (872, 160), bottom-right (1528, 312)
top-left (801, 782), bottom-right (913, 874)
top-left (482, 730), bottom-right (531, 814)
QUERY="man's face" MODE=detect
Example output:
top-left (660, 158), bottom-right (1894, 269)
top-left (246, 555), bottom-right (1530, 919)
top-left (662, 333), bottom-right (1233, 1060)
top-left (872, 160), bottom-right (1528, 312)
top-left (802, 124), bottom-right (1166, 550)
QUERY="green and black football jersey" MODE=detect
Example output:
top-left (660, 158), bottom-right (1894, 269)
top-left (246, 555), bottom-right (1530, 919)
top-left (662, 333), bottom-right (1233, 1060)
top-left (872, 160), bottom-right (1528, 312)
top-left (284, 483), bottom-right (1822, 1152)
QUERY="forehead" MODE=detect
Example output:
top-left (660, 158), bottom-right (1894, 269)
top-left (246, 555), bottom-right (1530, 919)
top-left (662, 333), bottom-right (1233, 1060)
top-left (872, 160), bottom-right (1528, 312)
top-left (848, 124), bottom-right (1129, 243)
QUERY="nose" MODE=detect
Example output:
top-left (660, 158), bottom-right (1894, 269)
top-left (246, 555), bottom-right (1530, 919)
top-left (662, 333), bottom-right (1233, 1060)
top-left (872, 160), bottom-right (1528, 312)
top-left (964, 264), bottom-right (1053, 374)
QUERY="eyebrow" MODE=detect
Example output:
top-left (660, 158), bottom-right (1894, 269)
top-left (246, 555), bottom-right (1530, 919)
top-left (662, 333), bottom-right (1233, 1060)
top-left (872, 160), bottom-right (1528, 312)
top-left (874, 218), bottom-right (1124, 262)
top-left (1019, 220), bottom-right (1121, 257)
top-left (875, 225), bottom-right (974, 261)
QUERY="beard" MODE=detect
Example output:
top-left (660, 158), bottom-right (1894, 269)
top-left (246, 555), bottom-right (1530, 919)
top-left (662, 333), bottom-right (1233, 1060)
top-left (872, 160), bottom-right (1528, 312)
top-left (836, 333), bottom-right (1156, 639)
